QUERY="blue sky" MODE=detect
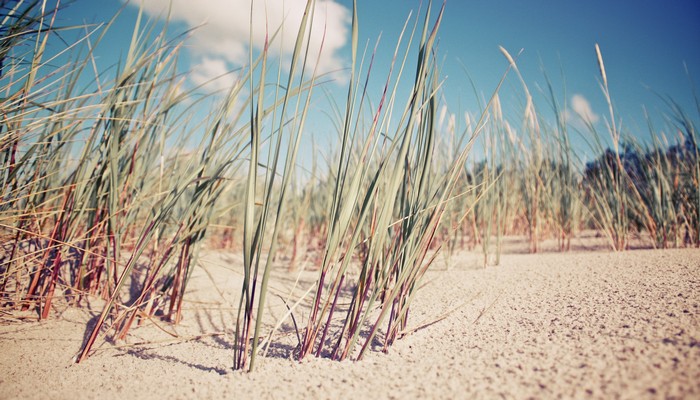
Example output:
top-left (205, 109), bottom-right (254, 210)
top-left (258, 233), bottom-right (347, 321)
top-left (354, 1), bottom-right (700, 138)
top-left (54, 0), bottom-right (700, 155)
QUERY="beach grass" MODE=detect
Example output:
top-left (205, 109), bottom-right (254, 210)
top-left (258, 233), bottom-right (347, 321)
top-left (0, 0), bottom-right (698, 372)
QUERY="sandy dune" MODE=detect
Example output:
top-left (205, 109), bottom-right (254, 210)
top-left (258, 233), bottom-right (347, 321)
top-left (1, 245), bottom-right (699, 399)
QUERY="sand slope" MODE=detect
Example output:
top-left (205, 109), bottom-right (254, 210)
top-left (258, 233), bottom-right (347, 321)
top-left (1, 248), bottom-right (699, 399)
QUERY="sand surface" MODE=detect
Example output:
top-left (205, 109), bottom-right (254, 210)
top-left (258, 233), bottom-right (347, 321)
top-left (1, 244), bottom-right (699, 399)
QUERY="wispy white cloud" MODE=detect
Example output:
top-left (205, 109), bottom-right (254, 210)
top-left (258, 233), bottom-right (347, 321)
top-left (565, 93), bottom-right (600, 125)
top-left (127, 0), bottom-right (351, 91)
top-left (190, 57), bottom-right (239, 91)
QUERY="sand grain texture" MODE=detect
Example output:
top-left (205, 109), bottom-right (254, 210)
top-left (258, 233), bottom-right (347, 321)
top-left (1, 248), bottom-right (699, 399)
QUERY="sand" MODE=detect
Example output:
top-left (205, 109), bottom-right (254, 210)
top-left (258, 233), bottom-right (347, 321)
top-left (1, 242), bottom-right (699, 399)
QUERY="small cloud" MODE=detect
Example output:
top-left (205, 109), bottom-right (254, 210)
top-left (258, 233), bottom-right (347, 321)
top-left (565, 94), bottom-right (600, 125)
top-left (190, 57), bottom-right (239, 92)
top-left (127, 0), bottom-right (351, 90)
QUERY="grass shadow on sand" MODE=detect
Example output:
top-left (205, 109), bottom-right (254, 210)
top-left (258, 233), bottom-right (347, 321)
top-left (121, 347), bottom-right (230, 375)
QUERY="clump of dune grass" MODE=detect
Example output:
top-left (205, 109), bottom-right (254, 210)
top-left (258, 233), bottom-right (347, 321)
top-left (583, 114), bottom-right (698, 249)
top-left (0, 0), bottom-right (253, 362)
top-left (297, 0), bottom-right (516, 360)
top-left (579, 44), bottom-right (699, 250)
top-left (500, 48), bottom-right (583, 253)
